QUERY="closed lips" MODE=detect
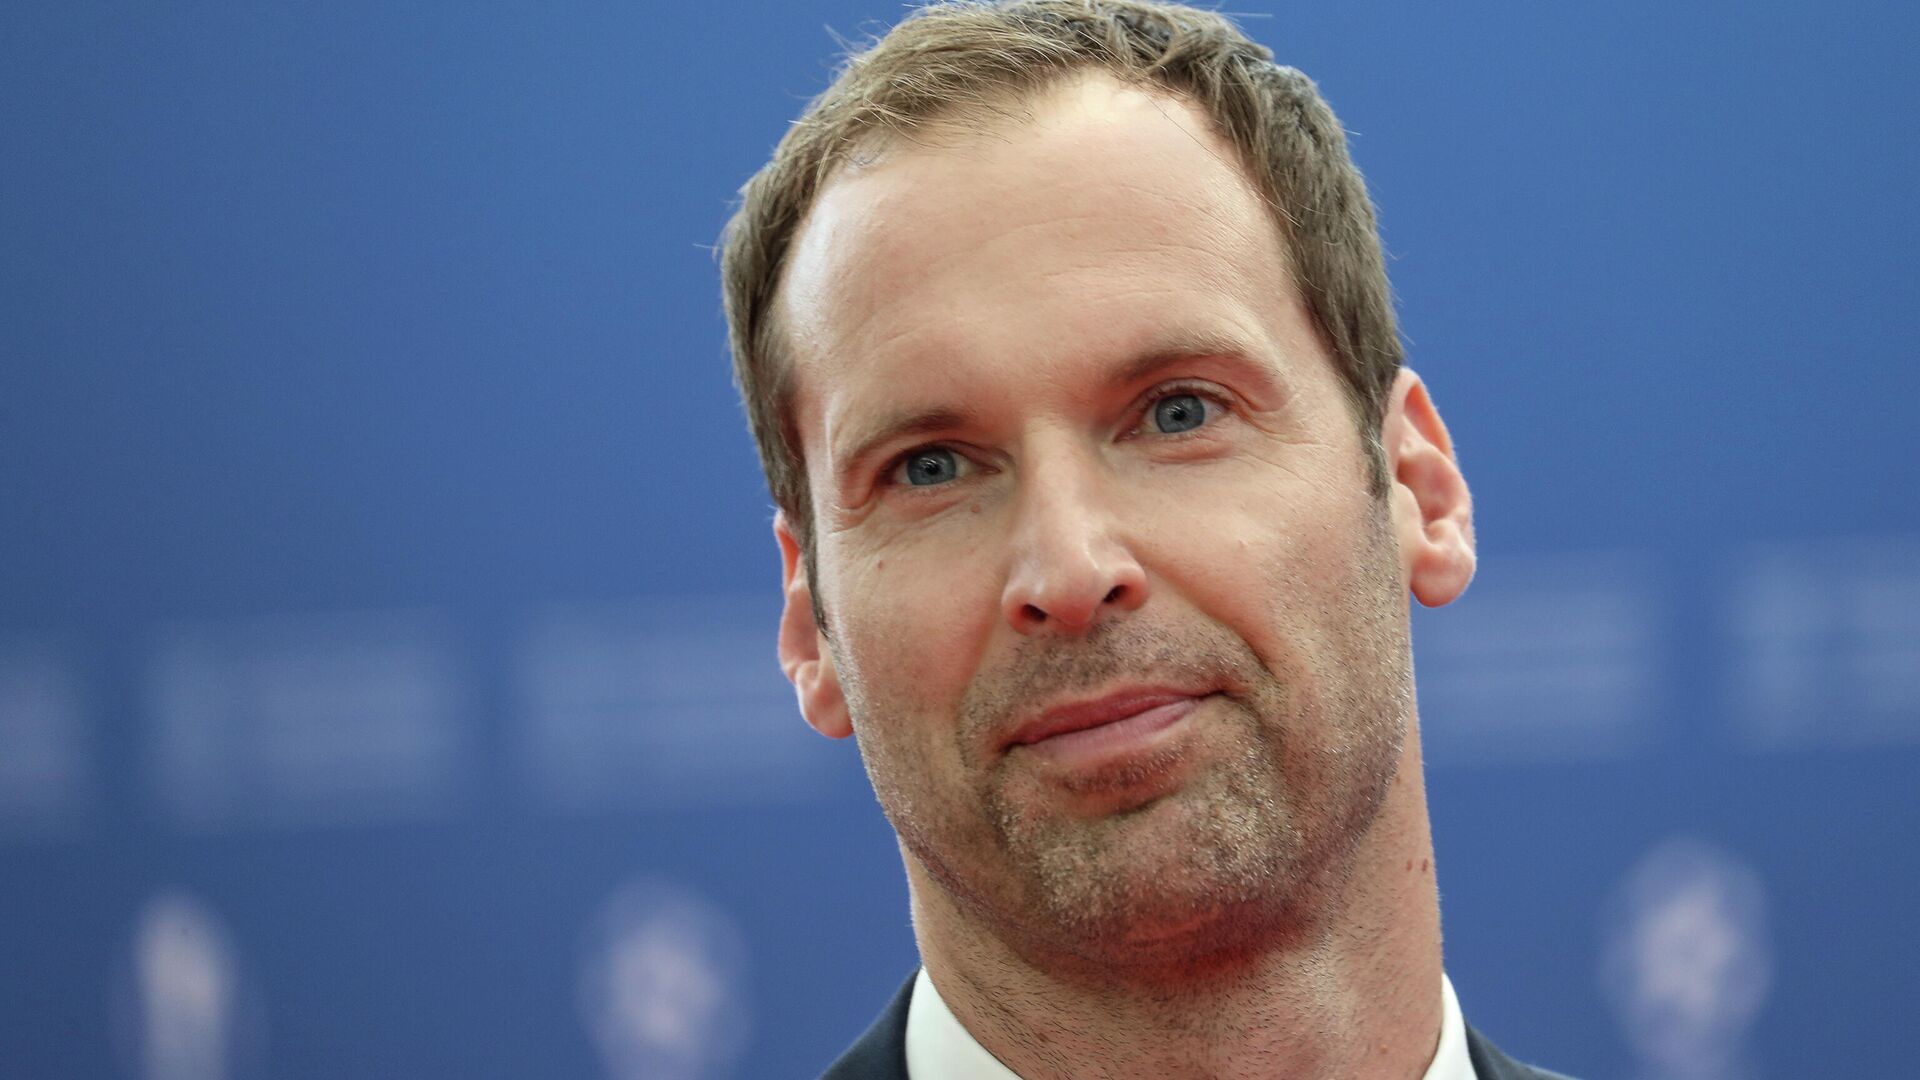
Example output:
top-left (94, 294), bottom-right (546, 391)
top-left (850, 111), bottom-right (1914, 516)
top-left (1009, 689), bottom-right (1204, 747)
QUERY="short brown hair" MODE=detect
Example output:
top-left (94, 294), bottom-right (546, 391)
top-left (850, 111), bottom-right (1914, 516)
top-left (721, 0), bottom-right (1402, 561)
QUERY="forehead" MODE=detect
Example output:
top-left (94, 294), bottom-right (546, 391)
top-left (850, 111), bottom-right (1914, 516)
top-left (776, 74), bottom-right (1299, 445)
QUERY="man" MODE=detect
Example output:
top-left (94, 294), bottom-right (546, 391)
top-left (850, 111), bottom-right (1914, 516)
top-left (721, 2), bottom-right (1575, 1077)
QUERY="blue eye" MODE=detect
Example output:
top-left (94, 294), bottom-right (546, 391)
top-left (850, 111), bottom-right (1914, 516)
top-left (1151, 393), bottom-right (1208, 433)
top-left (900, 447), bottom-right (962, 486)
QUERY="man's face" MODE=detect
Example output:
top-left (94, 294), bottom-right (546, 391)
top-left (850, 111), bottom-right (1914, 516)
top-left (776, 76), bottom-right (1424, 962)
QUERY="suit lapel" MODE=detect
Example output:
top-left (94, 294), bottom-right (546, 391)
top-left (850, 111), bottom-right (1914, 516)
top-left (1464, 1023), bottom-right (1578, 1080)
top-left (819, 972), bottom-right (916, 1080)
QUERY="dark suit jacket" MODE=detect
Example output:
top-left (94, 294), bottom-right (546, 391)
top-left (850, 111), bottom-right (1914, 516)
top-left (820, 973), bottom-right (1577, 1080)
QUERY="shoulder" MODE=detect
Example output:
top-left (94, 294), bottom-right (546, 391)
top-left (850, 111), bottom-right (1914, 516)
top-left (1464, 1023), bottom-right (1583, 1080)
top-left (818, 972), bottom-right (916, 1080)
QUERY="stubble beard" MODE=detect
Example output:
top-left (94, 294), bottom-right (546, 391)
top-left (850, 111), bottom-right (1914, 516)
top-left (842, 516), bottom-right (1413, 972)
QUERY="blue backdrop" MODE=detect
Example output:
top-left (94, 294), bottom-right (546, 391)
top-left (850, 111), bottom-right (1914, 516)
top-left (3, 2), bottom-right (1916, 1077)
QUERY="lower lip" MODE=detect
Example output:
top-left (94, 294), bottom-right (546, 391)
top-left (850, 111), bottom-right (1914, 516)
top-left (1020, 697), bottom-right (1201, 769)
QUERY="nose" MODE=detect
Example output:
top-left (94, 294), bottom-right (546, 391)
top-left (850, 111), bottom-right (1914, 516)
top-left (1000, 451), bottom-right (1149, 635)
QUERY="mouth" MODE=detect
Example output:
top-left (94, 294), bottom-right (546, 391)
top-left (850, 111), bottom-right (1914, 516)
top-left (1006, 688), bottom-right (1211, 768)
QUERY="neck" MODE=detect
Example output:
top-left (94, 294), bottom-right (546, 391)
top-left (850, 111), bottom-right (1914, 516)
top-left (908, 735), bottom-right (1444, 1080)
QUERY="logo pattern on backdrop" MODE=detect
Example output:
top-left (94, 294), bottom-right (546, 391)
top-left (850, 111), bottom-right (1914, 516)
top-left (577, 878), bottom-right (751, 1080)
top-left (1601, 837), bottom-right (1773, 1080)
top-left (114, 890), bottom-right (265, 1080)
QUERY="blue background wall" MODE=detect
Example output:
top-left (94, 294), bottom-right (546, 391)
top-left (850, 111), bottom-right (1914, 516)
top-left (3, 2), bottom-right (1916, 1077)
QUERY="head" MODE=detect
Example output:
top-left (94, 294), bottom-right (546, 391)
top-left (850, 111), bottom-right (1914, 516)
top-left (724, 0), bottom-right (1405, 579)
top-left (720, 0), bottom-right (1474, 968)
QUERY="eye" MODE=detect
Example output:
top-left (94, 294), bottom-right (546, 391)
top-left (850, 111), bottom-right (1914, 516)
top-left (1149, 392), bottom-right (1209, 434)
top-left (892, 446), bottom-right (967, 487)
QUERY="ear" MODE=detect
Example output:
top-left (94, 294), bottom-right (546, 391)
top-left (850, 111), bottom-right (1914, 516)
top-left (775, 511), bottom-right (853, 739)
top-left (1381, 369), bottom-right (1476, 607)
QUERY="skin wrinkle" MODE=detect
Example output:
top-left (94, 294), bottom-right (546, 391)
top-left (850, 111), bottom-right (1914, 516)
top-left (817, 298), bottom-right (1301, 487)
top-left (824, 327), bottom-right (1293, 515)
top-left (802, 155), bottom-right (1276, 359)
top-left (777, 73), bottom-right (1468, 1079)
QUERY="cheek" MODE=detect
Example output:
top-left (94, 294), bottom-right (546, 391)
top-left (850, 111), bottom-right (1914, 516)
top-left (1135, 466), bottom-right (1380, 665)
top-left (827, 527), bottom-right (1002, 713)
top-left (826, 532), bottom-right (1009, 839)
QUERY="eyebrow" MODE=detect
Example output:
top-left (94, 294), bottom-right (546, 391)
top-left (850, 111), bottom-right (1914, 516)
top-left (830, 329), bottom-right (1271, 482)
top-left (1112, 329), bottom-right (1265, 388)
top-left (834, 406), bottom-right (974, 475)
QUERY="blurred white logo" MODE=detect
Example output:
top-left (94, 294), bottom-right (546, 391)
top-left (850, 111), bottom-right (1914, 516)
top-left (114, 890), bottom-right (264, 1080)
top-left (1601, 838), bottom-right (1772, 1080)
top-left (577, 879), bottom-right (750, 1080)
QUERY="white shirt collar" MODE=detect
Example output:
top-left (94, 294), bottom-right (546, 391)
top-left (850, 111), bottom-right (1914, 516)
top-left (905, 966), bottom-right (1478, 1080)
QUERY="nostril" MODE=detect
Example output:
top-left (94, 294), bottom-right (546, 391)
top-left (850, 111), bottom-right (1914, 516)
top-left (1102, 585), bottom-right (1124, 605)
top-left (1022, 603), bottom-right (1047, 624)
